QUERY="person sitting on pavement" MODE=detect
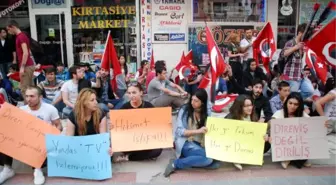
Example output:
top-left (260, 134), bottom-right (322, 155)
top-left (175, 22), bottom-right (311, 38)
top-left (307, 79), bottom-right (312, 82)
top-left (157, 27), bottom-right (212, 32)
top-left (113, 81), bottom-right (162, 162)
top-left (147, 65), bottom-right (188, 112)
top-left (164, 88), bottom-right (219, 177)
top-left (55, 62), bottom-right (68, 81)
top-left (271, 92), bottom-right (311, 169)
top-left (0, 86), bottom-right (62, 185)
top-left (225, 94), bottom-right (270, 171)
top-left (96, 68), bottom-right (124, 113)
top-left (37, 67), bottom-right (65, 112)
top-left (61, 65), bottom-right (101, 117)
top-left (226, 66), bottom-right (273, 122)
top-left (270, 81), bottom-right (291, 114)
top-left (242, 58), bottom-right (267, 92)
top-left (146, 60), bottom-right (166, 91)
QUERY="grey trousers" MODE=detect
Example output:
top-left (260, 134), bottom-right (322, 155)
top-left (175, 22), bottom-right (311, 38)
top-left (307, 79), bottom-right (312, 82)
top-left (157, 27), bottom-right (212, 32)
top-left (151, 94), bottom-right (187, 108)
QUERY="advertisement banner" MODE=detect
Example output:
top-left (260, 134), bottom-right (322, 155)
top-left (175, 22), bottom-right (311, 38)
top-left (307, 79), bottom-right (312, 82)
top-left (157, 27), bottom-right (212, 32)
top-left (188, 25), bottom-right (256, 65)
top-left (141, 0), bottom-right (152, 61)
top-left (151, 0), bottom-right (188, 43)
top-left (299, 0), bottom-right (336, 25)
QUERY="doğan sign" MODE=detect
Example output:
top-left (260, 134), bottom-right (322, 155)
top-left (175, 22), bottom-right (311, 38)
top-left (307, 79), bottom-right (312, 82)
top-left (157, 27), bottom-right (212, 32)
top-left (71, 6), bottom-right (136, 29)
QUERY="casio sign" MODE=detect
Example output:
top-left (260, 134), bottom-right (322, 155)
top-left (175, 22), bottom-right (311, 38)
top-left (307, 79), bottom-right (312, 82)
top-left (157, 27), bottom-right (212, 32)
top-left (159, 6), bottom-right (181, 10)
top-left (34, 0), bottom-right (65, 5)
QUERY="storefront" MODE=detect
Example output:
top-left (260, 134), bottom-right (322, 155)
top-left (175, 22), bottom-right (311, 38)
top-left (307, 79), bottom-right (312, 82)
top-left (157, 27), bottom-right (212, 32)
top-left (1, 0), bottom-right (333, 72)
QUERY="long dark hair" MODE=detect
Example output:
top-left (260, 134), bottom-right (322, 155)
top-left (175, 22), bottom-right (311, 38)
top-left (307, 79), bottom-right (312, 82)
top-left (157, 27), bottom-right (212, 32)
top-left (229, 94), bottom-right (258, 121)
top-left (283, 92), bottom-right (304, 118)
top-left (119, 55), bottom-right (128, 75)
top-left (183, 88), bottom-right (208, 129)
top-left (325, 76), bottom-right (336, 95)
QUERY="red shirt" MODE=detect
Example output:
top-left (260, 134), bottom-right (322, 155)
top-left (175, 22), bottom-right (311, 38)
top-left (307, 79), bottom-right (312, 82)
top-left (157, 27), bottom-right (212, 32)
top-left (16, 32), bottom-right (34, 67)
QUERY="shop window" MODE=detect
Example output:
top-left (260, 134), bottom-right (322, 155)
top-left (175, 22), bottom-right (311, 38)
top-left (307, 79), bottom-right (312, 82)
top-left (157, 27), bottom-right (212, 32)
top-left (0, 0), bottom-right (30, 34)
top-left (71, 0), bottom-right (137, 72)
top-left (277, 0), bottom-right (297, 49)
top-left (193, 0), bottom-right (267, 23)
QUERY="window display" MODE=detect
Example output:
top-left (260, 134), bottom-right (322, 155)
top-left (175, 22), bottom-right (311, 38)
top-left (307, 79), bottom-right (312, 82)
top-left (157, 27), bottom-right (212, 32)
top-left (193, 0), bottom-right (267, 23)
top-left (71, 0), bottom-right (137, 72)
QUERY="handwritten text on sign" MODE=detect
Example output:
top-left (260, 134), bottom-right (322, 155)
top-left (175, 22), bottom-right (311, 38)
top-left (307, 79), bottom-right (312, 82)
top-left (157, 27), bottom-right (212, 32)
top-left (46, 133), bottom-right (112, 180)
top-left (271, 117), bottom-right (329, 162)
top-left (0, 102), bottom-right (60, 168)
top-left (205, 117), bottom-right (267, 165)
top-left (109, 107), bottom-right (173, 152)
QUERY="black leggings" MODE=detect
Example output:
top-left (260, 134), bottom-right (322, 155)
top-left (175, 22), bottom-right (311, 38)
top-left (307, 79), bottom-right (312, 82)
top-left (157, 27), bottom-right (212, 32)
top-left (125, 149), bottom-right (162, 161)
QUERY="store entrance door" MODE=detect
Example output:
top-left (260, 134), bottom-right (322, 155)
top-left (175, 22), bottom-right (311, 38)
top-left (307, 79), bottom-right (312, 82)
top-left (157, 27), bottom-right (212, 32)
top-left (34, 13), bottom-right (67, 66)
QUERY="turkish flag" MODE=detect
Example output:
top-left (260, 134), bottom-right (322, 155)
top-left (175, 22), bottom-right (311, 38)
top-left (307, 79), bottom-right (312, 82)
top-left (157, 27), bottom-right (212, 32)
top-left (185, 49), bottom-right (193, 63)
top-left (212, 94), bottom-right (238, 113)
top-left (175, 51), bottom-right (186, 71)
top-left (100, 31), bottom-right (122, 92)
top-left (198, 26), bottom-right (227, 102)
top-left (306, 18), bottom-right (336, 68)
top-left (150, 49), bottom-right (155, 70)
top-left (304, 48), bottom-right (328, 84)
top-left (252, 22), bottom-right (276, 74)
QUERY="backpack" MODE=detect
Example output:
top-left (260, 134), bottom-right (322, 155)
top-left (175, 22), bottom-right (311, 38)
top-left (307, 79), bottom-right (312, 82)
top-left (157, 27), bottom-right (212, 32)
top-left (23, 32), bottom-right (45, 64)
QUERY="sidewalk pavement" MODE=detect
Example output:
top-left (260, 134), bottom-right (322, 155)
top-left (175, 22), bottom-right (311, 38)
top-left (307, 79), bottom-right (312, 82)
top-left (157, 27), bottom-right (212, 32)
top-left (1, 114), bottom-right (335, 185)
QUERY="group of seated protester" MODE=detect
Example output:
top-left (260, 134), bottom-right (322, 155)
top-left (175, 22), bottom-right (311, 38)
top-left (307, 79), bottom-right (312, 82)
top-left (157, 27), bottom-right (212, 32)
top-left (0, 56), bottom-right (335, 184)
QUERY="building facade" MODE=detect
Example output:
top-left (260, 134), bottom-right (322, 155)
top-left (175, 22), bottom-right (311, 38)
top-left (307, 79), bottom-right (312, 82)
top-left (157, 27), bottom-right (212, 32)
top-left (0, 0), bottom-right (334, 72)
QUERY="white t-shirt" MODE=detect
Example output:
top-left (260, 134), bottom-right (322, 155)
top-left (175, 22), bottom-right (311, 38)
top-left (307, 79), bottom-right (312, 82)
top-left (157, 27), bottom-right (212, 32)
top-left (240, 37), bottom-right (256, 61)
top-left (61, 80), bottom-right (79, 105)
top-left (324, 89), bottom-right (336, 120)
top-left (272, 109), bottom-right (310, 119)
top-left (20, 103), bottom-right (59, 124)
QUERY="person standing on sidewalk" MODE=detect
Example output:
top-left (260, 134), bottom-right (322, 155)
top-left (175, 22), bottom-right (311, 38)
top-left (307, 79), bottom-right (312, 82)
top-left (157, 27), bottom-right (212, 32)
top-left (164, 89), bottom-right (219, 177)
top-left (240, 29), bottom-right (256, 71)
top-left (0, 28), bottom-right (16, 77)
top-left (0, 86), bottom-right (62, 185)
top-left (6, 20), bottom-right (35, 103)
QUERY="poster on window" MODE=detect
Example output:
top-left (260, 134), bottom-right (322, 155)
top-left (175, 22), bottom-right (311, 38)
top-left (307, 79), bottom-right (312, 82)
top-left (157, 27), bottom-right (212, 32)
top-left (192, 0), bottom-right (267, 23)
top-left (188, 25), bottom-right (256, 65)
top-left (151, 0), bottom-right (189, 43)
top-left (299, 0), bottom-right (336, 25)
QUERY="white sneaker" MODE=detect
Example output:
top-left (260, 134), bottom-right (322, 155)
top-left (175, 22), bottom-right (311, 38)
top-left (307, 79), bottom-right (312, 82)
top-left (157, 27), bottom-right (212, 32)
top-left (0, 165), bottom-right (15, 184)
top-left (33, 169), bottom-right (45, 185)
top-left (233, 163), bottom-right (243, 171)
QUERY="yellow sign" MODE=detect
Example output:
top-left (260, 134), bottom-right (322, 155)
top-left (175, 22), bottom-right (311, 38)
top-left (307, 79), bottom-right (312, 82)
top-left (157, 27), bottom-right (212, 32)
top-left (205, 117), bottom-right (267, 165)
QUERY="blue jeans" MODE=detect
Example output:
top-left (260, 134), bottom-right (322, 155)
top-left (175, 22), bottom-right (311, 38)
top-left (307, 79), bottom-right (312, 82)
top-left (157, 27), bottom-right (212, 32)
top-left (99, 98), bottom-right (124, 113)
top-left (174, 141), bottom-right (213, 169)
top-left (42, 91), bottom-right (65, 112)
top-left (287, 77), bottom-right (314, 100)
top-left (184, 83), bottom-right (198, 95)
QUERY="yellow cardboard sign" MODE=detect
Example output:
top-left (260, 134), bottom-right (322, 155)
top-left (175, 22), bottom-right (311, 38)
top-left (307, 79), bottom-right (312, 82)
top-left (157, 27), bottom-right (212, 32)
top-left (205, 117), bottom-right (267, 165)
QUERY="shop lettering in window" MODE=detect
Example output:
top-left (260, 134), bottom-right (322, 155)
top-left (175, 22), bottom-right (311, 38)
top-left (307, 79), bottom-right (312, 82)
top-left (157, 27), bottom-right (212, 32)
top-left (71, 6), bottom-right (136, 29)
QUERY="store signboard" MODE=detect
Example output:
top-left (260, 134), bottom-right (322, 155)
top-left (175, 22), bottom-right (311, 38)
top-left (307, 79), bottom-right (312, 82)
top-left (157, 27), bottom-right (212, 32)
top-left (0, 0), bottom-right (25, 18)
top-left (140, 0), bottom-right (152, 61)
top-left (188, 25), bottom-right (256, 65)
top-left (151, 0), bottom-right (188, 43)
top-left (31, 0), bottom-right (66, 9)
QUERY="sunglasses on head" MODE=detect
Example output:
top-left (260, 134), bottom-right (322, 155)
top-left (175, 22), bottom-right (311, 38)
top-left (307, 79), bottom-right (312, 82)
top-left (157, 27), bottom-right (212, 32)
top-left (127, 81), bottom-right (138, 87)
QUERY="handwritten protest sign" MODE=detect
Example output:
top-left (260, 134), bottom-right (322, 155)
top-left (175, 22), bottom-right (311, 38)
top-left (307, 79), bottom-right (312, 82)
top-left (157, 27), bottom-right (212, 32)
top-left (271, 117), bottom-right (329, 162)
top-left (0, 102), bottom-right (60, 168)
top-left (46, 133), bottom-right (112, 180)
top-left (109, 107), bottom-right (173, 152)
top-left (205, 117), bottom-right (267, 165)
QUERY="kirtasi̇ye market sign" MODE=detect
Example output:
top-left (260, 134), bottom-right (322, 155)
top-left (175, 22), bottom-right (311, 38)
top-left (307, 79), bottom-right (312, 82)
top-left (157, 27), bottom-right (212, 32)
top-left (71, 5), bottom-right (135, 29)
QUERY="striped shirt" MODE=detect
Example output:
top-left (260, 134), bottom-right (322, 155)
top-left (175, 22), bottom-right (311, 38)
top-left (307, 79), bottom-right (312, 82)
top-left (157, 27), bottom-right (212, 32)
top-left (38, 79), bottom-right (64, 101)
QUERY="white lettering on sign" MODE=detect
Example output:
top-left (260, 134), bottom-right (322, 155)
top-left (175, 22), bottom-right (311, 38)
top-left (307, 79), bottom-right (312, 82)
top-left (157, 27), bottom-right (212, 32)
top-left (0, 0), bottom-right (25, 18)
top-left (159, 6), bottom-right (181, 10)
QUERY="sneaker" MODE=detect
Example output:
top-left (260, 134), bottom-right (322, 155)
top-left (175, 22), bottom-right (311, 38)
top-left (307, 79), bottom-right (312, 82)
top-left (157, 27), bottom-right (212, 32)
top-left (204, 161), bottom-right (221, 170)
top-left (164, 159), bottom-right (175, 177)
top-left (281, 161), bottom-right (290, 169)
top-left (33, 169), bottom-right (45, 185)
top-left (233, 163), bottom-right (243, 171)
top-left (0, 165), bottom-right (15, 184)
top-left (303, 161), bottom-right (312, 168)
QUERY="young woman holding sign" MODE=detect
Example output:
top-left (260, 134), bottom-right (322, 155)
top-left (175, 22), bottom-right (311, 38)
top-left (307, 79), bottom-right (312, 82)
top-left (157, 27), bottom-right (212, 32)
top-left (164, 88), bottom-right (220, 177)
top-left (225, 94), bottom-right (270, 170)
top-left (65, 88), bottom-right (113, 156)
top-left (271, 92), bottom-right (311, 169)
top-left (112, 81), bottom-right (163, 162)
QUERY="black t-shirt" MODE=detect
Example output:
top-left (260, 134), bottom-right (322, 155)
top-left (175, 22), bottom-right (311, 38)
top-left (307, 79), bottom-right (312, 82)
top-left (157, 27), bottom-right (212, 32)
top-left (68, 111), bottom-right (105, 136)
top-left (121, 101), bottom-right (154, 109)
top-left (228, 43), bottom-right (240, 63)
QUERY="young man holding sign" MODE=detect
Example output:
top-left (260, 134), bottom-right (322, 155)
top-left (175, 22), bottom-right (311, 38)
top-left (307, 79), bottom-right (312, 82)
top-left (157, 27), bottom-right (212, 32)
top-left (0, 86), bottom-right (62, 185)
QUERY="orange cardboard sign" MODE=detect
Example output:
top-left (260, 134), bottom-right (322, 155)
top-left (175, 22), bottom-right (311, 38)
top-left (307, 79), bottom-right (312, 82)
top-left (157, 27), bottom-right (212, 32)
top-left (0, 102), bottom-right (61, 168)
top-left (109, 107), bottom-right (173, 152)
